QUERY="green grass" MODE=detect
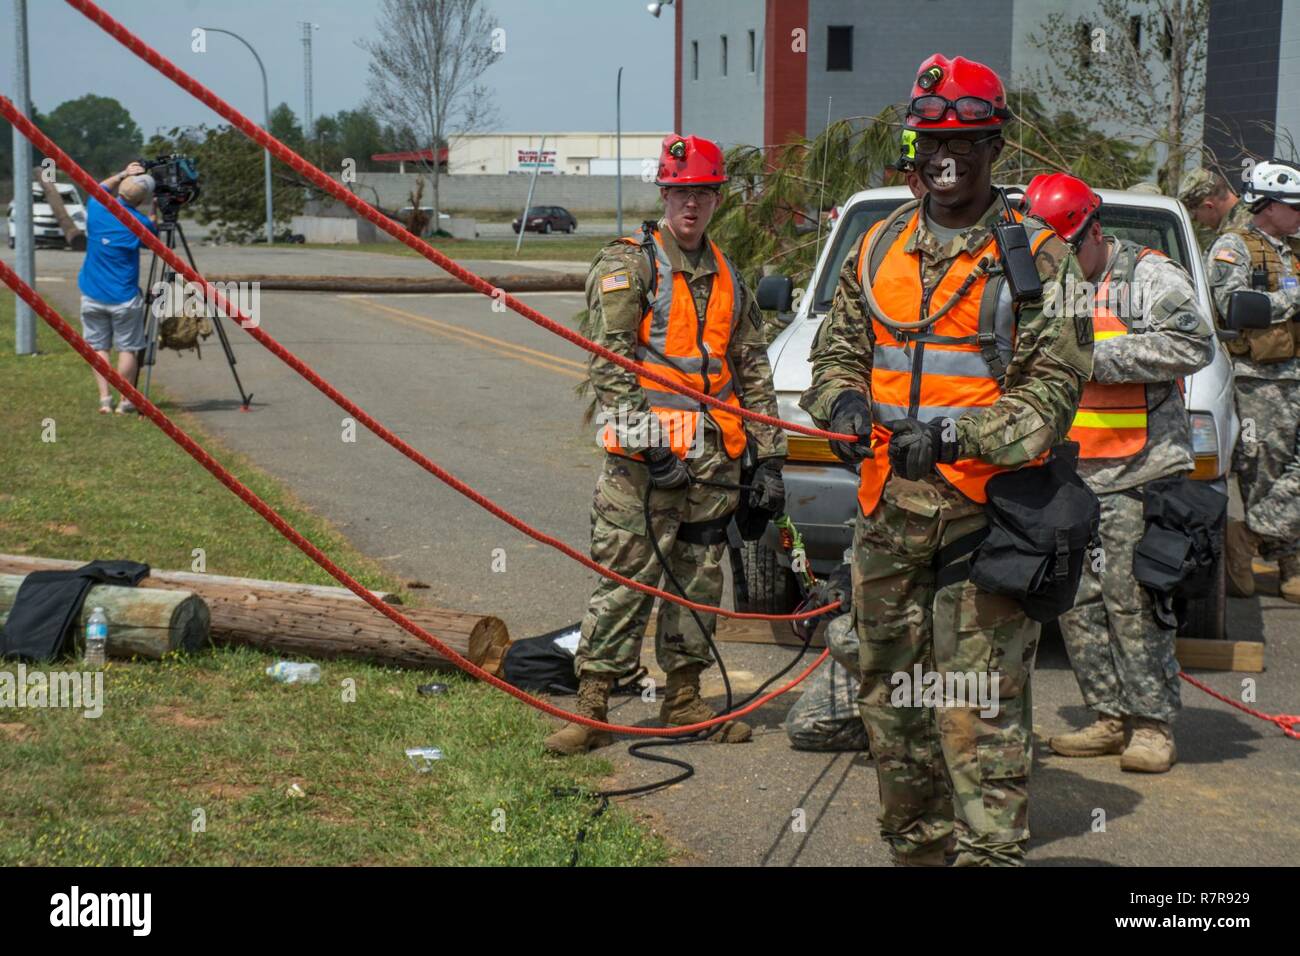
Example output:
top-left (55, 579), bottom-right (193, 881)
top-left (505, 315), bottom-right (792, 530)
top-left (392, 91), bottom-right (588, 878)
top-left (300, 237), bottom-right (610, 262)
top-left (0, 294), bottom-right (667, 866)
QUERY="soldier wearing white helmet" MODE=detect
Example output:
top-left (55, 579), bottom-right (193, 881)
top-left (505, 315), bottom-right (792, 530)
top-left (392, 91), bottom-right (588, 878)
top-left (1205, 158), bottom-right (1300, 602)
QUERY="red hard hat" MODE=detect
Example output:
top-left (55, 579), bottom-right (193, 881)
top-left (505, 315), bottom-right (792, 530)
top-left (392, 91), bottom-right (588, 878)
top-left (655, 134), bottom-right (727, 186)
top-left (1021, 172), bottom-right (1102, 244)
top-left (905, 54), bottom-right (1010, 131)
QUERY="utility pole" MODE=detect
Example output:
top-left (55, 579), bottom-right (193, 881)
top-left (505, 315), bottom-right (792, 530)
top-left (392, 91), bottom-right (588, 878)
top-left (11, 0), bottom-right (35, 355)
top-left (616, 66), bottom-right (623, 238)
top-left (515, 136), bottom-right (547, 256)
top-left (300, 22), bottom-right (319, 142)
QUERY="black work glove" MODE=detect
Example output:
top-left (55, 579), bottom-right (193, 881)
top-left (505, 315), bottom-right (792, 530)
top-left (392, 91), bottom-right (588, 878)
top-left (748, 458), bottom-right (786, 514)
top-left (887, 418), bottom-right (960, 481)
top-left (643, 445), bottom-right (690, 490)
top-left (809, 562), bottom-right (852, 614)
top-left (828, 391), bottom-right (873, 464)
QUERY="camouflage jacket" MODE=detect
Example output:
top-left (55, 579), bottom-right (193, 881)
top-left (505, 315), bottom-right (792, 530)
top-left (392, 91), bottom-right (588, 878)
top-left (584, 220), bottom-right (787, 460)
top-left (1074, 238), bottom-right (1215, 494)
top-left (1206, 220), bottom-right (1300, 381)
top-left (799, 195), bottom-right (1093, 514)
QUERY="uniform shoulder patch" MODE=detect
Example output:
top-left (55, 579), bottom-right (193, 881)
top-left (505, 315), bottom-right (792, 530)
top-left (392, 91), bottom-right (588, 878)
top-left (1214, 249), bottom-right (1239, 265)
top-left (600, 271), bottom-right (631, 293)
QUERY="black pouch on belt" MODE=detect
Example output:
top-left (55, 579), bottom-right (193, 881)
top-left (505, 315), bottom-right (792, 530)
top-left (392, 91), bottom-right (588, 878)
top-left (1131, 474), bottom-right (1227, 628)
top-left (967, 443), bottom-right (1101, 623)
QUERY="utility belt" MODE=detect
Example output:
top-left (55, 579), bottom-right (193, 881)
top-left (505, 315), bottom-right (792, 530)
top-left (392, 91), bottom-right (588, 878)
top-left (1126, 474), bottom-right (1228, 629)
top-left (950, 444), bottom-right (1101, 623)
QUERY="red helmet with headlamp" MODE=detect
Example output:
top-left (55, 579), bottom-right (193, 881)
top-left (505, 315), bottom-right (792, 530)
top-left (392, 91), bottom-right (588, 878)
top-left (905, 54), bottom-right (1011, 131)
top-left (655, 134), bottom-right (728, 187)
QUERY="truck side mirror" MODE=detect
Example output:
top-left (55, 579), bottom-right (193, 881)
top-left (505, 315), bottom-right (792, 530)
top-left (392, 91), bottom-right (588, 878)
top-left (756, 275), bottom-right (793, 314)
top-left (1225, 290), bottom-right (1273, 330)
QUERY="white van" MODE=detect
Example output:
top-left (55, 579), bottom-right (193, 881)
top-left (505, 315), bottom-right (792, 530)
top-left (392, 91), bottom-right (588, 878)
top-left (750, 185), bottom-right (1238, 641)
top-left (7, 181), bottom-right (86, 248)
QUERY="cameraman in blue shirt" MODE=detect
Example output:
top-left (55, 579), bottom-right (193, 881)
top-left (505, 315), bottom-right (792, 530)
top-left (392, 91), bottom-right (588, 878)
top-left (77, 161), bottom-right (157, 414)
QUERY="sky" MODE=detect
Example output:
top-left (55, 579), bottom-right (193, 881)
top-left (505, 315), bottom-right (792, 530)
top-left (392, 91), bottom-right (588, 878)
top-left (0, 0), bottom-right (675, 139)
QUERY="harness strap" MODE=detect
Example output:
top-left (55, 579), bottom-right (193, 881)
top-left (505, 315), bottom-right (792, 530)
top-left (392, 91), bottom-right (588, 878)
top-left (933, 525), bottom-right (990, 591)
top-left (676, 514), bottom-right (733, 546)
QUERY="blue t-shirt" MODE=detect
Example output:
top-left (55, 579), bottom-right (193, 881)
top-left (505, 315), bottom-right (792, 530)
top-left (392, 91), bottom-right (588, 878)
top-left (77, 194), bottom-right (157, 305)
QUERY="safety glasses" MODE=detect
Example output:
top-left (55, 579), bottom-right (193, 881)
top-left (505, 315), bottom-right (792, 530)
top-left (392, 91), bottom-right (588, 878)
top-left (913, 133), bottom-right (1001, 157)
top-left (909, 94), bottom-right (1009, 123)
top-left (667, 186), bottom-right (722, 202)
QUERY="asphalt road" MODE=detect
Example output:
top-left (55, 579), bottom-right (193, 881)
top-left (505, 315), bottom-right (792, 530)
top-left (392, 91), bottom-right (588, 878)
top-left (11, 243), bottom-right (1299, 867)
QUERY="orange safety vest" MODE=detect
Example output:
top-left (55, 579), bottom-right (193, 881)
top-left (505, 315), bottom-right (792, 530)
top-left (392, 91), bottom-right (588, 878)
top-left (600, 228), bottom-right (748, 460)
top-left (1067, 247), bottom-right (1166, 459)
top-left (854, 206), bottom-right (1054, 515)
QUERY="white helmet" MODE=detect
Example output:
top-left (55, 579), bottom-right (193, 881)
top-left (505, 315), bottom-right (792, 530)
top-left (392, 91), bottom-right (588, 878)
top-left (1243, 159), bottom-right (1300, 207)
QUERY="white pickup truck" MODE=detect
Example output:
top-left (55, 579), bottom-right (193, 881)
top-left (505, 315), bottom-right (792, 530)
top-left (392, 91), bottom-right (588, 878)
top-left (749, 185), bottom-right (1238, 641)
top-left (7, 181), bottom-right (87, 248)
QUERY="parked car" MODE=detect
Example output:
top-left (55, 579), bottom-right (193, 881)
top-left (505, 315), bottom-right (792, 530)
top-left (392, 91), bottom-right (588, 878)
top-left (752, 185), bottom-right (1239, 641)
top-left (512, 205), bottom-right (577, 234)
top-left (7, 181), bottom-right (86, 249)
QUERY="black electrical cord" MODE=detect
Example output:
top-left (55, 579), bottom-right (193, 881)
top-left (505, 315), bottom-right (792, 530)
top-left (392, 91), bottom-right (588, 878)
top-left (562, 468), bottom-right (822, 864)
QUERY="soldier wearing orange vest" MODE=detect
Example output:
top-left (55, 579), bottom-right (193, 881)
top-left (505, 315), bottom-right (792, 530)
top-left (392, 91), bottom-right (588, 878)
top-left (544, 134), bottom-right (787, 755)
top-left (801, 55), bottom-right (1093, 866)
top-left (1025, 174), bottom-right (1215, 774)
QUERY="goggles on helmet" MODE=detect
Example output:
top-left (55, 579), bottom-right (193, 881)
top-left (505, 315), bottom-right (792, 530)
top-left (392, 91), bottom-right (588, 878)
top-left (909, 94), bottom-right (1009, 124)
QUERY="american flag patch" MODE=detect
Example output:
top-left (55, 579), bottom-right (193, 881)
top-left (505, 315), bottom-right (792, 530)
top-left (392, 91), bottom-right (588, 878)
top-left (1214, 249), bottom-right (1239, 264)
top-left (600, 271), bottom-right (631, 293)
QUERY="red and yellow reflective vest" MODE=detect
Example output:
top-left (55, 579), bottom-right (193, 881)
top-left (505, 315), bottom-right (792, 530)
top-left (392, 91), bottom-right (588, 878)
top-left (854, 206), bottom-right (1054, 515)
top-left (600, 228), bottom-right (748, 461)
top-left (1067, 247), bottom-right (1165, 459)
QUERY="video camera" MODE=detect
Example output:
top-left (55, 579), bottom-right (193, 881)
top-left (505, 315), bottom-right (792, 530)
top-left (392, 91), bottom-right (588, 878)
top-left (138, 155), bottom-right (201, 219)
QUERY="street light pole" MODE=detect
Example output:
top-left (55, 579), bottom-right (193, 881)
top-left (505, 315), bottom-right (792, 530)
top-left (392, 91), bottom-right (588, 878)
top-left (203, 27), bottom-right (274, 245)
top-left (12, 0), bottom-right (35, 355)
top-left (616, 66), bottom-right (623, 238)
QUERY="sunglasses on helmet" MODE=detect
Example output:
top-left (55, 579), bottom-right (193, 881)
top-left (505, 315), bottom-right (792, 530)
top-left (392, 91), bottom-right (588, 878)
top-left (908, 94), bottom-right (1010, 124)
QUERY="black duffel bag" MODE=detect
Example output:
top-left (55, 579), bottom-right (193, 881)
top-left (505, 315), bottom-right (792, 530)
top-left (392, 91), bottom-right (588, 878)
top-left (1131, 474), bottom-right (1227, 628)
top-left (968, 444), bottom-right (1101, 623)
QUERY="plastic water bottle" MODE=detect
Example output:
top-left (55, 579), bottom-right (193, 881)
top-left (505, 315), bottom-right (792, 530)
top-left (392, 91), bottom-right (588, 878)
top-left (84, 607), bottom-right (108, 667)
top-left (266, 661), bottom-right (321, 684)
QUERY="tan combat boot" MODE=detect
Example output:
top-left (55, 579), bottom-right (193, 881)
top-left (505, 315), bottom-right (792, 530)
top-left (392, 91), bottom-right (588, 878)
top-left (1120, 716), bottom-right (1177, 773)
top-left (543, 675), bottom-right (614, 756)
top-left (1048, 714), bottom-right (1125, 757)
top-left (1225, 519), bottom-right (1259, 598)
top-left (1278, 553), bottom-right (1300, 604)
top-left (659, 663), bottom-right (751, 742)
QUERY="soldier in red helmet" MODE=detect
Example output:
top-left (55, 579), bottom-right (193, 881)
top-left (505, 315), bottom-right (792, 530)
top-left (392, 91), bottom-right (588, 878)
top-left (801, 55), bottom-right (1094, 865)
top-left (544, 134), bottom-right (787, 754)
top-left (1022, 173), bottom-right (1214, 774)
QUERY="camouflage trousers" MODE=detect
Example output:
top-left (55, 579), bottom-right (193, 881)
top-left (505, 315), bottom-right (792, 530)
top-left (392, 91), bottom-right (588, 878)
top-left (574, 448), bottom-right (741, 680)
top-left (1235, 376), bottom-right (1300, 557)
top-left (853, 490), bottom-right (1040, 867)
top-left (1058, 490), bottom-right (1182, 723)
top-left (784, 614), bottom-right (870, 752)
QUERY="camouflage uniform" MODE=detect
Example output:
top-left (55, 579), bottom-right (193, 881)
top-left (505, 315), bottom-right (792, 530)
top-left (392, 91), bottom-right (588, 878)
top-left (1058, 239), bottom-right (1215, 724)
top-left (800, 197), bottom-right (1092, 866)
top-left (575, 221), bottom-right (786, 680)
top-left (784, 613), bottom-right (870, 752)
top-left (1206, 220), bottom-right (1300, 561)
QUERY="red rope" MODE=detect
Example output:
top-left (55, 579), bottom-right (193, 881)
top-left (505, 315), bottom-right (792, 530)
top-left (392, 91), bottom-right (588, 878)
top-left (0, 257), bottom-right (828, 735)
top-left (61, 0), bottom-right (856, 446)
top-left (1179, 672), bottom-right (1300, 740)
top-left (0, 100), bottom-right (838, 623)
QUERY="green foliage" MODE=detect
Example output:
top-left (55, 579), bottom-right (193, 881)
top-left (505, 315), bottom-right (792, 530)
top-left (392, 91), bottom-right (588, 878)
top-left (38, 94), bottom-right (144, 182)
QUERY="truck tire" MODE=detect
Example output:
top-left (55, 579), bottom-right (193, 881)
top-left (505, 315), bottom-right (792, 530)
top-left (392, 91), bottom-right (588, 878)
top-left (1177, 526), bottom-right (1227, 641)
top-left (737, 539), bottom-right (799, 614)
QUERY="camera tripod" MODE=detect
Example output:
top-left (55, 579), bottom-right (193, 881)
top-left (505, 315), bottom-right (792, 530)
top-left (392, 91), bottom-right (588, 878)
top-left (139, 215), bottom-right (253, 410)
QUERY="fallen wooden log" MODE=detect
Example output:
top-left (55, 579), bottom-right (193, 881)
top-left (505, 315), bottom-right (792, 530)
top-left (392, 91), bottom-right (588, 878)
top-left (0, 574), bottom-right (209, 659)
top-left (202, 273), bottom-right (584, 294)
top-left (0, 556), bottom-right (509, 676)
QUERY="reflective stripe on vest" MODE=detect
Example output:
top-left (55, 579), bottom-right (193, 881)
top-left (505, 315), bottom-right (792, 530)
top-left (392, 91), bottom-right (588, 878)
top-left (600, 229), bottom-right (748, 460)
top-left (853, 208), bottom-right (1053, 514)
top-left (1067, 247), bottom-right (1163, 460)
